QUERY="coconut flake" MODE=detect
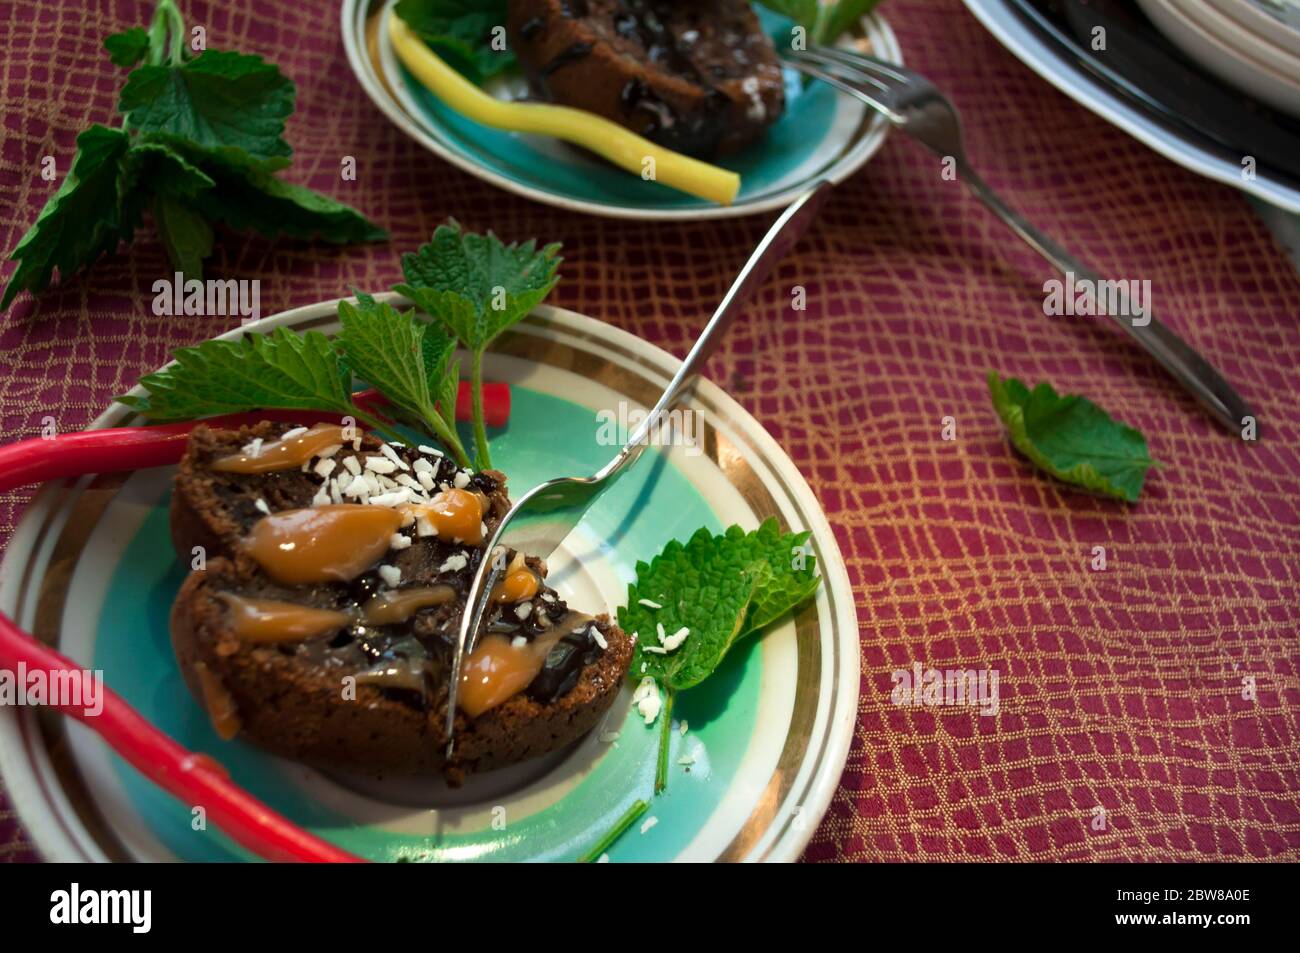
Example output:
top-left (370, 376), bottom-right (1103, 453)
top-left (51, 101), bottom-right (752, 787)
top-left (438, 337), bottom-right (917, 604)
top-left (377, 564), bottom-right (401, 587)
top-left (280, 426), bottom-right (308, 441)
top-left (253, 498), bottom-right (270, 515)
top-left (379, 443), bottom-right (410, 470)
top-left (661, 627), bottom-right (689, 652)
top-left (389, 533), bottom-right (412, 551)
top-left (439, 552), bottom-right (469, 573)
top-left (632, 676), bottom-right (661, 725)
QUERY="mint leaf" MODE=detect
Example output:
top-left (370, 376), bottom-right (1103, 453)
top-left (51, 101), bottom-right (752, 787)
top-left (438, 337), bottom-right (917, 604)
top-left (734, 521), bottom-right (821, 635)
top-left (119, 326), bottom-right (355, 421)
top-left (396, 220), bottom-right (559, 466)
top-left (4, 3), bottom-right (388, 312)
top-left (153, 194), bottom-right (214, 278)
top-left (117, 141), bottom-right (216, 241)
top-left (987, 371), bottom-right (1156, 503)
top-left (118, 49), bottom-right (295, 161)
top-left (623, 529), bottom-right (765, 693)
top-left (395, 221), bottom-right (561, 351)
top-left (617, 518), bottom-right (820, 796)
top-left (336, 295), bottom-right (469, 465)
top-left (120, 141), bottom-right (215, 199)
top-left (435, 354), bottom-right (460, 434)
top-left (189, 153), bottom-right (386, 244)
top-left (105, 28), bottom-right (150, 68)
top-left (1, 125), bottom-right (132, 310)
top-left (620, 518), bottom-right (821, 692)
top-left (394, 0), bottom-right (514, 82)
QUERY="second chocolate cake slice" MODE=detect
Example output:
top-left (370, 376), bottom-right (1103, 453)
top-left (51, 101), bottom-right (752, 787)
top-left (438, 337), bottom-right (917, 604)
top-left (507, 0), bottom-right (786, 158)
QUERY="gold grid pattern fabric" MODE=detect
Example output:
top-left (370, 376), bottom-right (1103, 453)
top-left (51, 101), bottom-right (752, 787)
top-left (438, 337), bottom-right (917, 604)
top-left (1, 0), bottom-right (1298, 862)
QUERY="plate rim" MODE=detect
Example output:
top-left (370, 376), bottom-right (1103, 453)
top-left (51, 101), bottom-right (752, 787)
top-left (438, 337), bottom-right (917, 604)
top-left (963, 0), bottom-right (1300, 214)
top-left (0, 297), bottom-right (859, 863)
top-left (340, 0), bottom-right (902, 220)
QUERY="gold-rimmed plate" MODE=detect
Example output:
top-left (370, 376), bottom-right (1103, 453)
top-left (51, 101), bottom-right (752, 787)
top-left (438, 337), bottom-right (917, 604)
top-left (342, 0), bottom-right (901, 220)
top-left (0, 297), bottom-right (858, 861)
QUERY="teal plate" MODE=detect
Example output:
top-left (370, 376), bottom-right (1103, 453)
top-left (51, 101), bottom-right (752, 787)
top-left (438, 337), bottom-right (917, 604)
top-left (0, 299), bottom-right (858, 862)
top-left (343, 0), bottom-right (901, 219)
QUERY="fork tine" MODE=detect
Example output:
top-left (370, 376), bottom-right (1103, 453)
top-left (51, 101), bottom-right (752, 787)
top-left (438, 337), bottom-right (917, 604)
top-left (805, 44), bottom-right (917, 88)
top-left (781, 54), bottom-right (905, 123)
top-left (790, 47), bottom-right (893, 95)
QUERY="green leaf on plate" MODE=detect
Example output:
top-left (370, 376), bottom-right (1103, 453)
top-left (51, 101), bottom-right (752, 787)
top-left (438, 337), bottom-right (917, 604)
top-left (118, 49), bottom-right (295, 161)
top-left (620, 519), bottom-right (821, 692)
top-left (118, 326), bottom-right (356, 421)
top-left (394, 0), bottom-right (515, 83)
top-left (1, 125), bottom-right (133, 310)
top-left (336, 294), bottom-right (470, 465)
top-left (395, 219), bottom-right (559, 467)
top-left (987, 371), bottom-right (1156, 503)
top-left (105, 27), bottom-right (151, 68)
top-left (395, 220), bottom-right (561, 352)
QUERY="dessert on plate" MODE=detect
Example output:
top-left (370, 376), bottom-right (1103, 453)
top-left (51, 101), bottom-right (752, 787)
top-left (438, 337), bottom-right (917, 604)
top-left (507, 0), bottom-right (787, 158)
top-left (169, 420), bottom-right (634, 783)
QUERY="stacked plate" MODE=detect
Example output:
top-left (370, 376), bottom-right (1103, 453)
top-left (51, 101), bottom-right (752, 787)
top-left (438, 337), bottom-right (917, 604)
top-left (1136, 0), bottom-right (1300, 117)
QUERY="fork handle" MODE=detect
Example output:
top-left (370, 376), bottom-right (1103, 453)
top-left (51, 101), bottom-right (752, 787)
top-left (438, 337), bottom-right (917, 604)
top-left (957, 159), bottom-right (1254, 434)
top-left (595, 180), bottom-right (835, 482)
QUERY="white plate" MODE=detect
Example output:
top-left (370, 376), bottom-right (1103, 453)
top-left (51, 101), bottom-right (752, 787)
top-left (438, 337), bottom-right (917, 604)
top-left (1206, 0), bottom-right (1300, 59)
top-left (341, 0), bottom-right (901, 220)
top-left (963, 0), bottom-right (1300, 213)
top-left (0, 299), bottom-right (859, 863)
top-left (1138, 0), bottom-right (1300, 117)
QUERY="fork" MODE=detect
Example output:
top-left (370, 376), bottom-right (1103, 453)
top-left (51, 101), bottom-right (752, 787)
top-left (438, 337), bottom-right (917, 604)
top-left (781, 45), bottom-right (1254, 435)
top-left (442, 180), bottom-right (834, 754)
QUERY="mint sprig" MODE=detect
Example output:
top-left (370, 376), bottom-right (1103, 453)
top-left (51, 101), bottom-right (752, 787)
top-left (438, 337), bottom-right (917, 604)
top-left (116, 325), bottom-right (402, 443)
top-left (988, 371), bottom-right (1157, 503)
top-left (118, 49), bottom-right (294, 162)
top-left (337, 294), bottom-right (471, 466)
top-left (618, 519), bottom-right (821, 794)
top-left (2, 126), bottom-right (134, 310)
top-left (396, 220), bottom-right (561, 468)
top-left (580, 519), bottom-right (820, 858)
top-left (2, 0), bottom-right (384, 311)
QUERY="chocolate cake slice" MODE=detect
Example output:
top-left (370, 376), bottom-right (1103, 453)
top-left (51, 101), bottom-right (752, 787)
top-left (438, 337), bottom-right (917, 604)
top-left (507, 0), bottom-right (786, 158)
top-left (167, 421), bottom-right (633, 781)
